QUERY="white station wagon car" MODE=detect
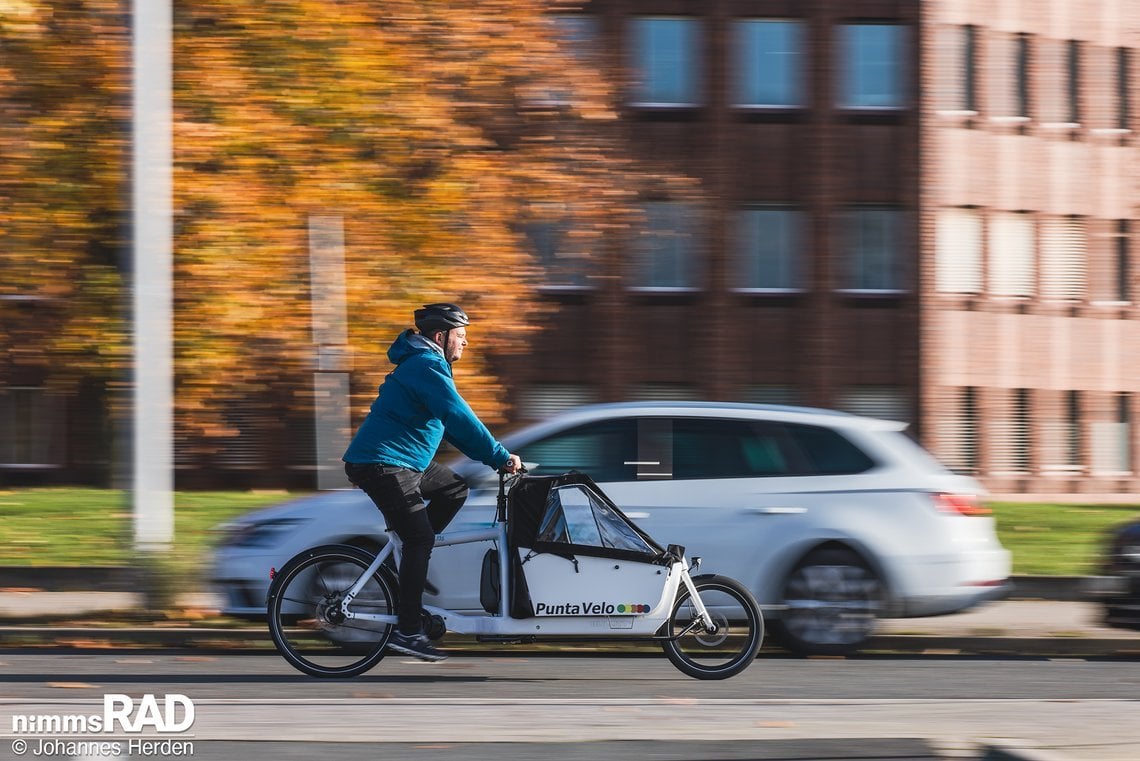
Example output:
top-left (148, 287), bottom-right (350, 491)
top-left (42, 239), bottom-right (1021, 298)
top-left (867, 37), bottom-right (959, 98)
top-left (210, 402), bottom-right (1011, 655)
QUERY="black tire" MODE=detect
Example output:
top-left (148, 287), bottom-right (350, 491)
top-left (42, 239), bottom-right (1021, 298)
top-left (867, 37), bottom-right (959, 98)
top-left (661, 574), bottom-right (763, 680)
top-left (769, 547), bottom-right (884, 657)
top-left (267, 544), bottom-right (398, 678)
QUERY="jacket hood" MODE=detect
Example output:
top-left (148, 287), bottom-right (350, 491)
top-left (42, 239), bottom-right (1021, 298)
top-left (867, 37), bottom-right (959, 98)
top-left (387, 328), bottom-right (446, 366)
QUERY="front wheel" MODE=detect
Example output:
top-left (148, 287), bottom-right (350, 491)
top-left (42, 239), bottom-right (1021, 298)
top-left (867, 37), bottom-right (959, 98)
top-left (661, 574), bottom-right (763, 680)
top-left (267, 544), bottom-right (398, 678)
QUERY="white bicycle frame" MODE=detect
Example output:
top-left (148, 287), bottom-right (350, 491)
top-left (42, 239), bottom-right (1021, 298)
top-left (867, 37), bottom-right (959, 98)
top-left (335, 510), bottom-right (715, 640)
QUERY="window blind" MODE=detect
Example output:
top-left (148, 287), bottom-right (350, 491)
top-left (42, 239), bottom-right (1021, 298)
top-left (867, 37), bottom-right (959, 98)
top-left (988, 211), bottom-right (1035, 297)
top-left (936, 208), bottom-right (983, 293)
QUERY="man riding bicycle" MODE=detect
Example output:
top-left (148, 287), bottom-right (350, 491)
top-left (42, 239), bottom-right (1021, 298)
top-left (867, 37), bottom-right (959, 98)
top-left (343, 303), bottom-right (521, 662)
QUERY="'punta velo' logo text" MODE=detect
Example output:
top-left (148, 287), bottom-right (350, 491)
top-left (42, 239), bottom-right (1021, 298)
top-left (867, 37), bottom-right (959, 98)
top-left (533, 601), bottom-right (650, 615)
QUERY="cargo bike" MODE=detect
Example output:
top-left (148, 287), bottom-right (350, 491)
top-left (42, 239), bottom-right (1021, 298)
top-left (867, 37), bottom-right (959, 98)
top-left (267, 468), bottom-right (763, 680)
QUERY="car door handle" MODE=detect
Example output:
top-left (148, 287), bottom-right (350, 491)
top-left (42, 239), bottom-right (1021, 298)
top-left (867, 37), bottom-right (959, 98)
top-left (625, 512), bottom-right (651, 519)
top-left (746, 507), bottom-right (807, 515)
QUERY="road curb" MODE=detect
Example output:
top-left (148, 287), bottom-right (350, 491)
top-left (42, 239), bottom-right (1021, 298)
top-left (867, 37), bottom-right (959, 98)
top-left (0, 626), bottom-right (1137, 658)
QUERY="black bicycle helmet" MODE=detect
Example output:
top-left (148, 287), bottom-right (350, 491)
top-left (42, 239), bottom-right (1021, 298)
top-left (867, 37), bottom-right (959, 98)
top-left (414, 302), bottom-right (470, 334)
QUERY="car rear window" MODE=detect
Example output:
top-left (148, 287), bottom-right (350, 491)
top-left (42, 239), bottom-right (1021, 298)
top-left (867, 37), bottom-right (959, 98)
top-left (667, 418), bottom-right (876, 479)
top-left (672, 418), bottom-right (794, 479)
top-left (783, 423), bottom-right (876, 475)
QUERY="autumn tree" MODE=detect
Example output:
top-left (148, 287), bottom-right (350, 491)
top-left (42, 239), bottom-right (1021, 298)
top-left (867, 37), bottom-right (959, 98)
top-left (1, 0), bottom-right (690, 479)
top-left (0, 0), bottom-right (131, 395)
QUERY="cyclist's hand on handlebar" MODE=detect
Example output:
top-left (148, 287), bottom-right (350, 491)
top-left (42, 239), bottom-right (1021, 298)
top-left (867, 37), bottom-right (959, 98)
top-left (502, 454), bottom-right (523, 473)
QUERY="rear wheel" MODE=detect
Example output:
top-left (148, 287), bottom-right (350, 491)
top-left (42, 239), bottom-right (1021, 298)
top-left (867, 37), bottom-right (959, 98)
top-left (267, 544), bottom-right (397, 678)
top-left (770, 548), bottom-right (884, 657)
top-left (661, 574), bottom-right (763, 680)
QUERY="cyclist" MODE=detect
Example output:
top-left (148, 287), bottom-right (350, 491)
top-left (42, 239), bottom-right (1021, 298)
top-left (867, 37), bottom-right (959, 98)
top-left (343, 302), bottom-right (522, 661)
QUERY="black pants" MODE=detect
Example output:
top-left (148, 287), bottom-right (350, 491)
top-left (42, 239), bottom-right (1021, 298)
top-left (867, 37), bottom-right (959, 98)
top-left (343, 461), bottom-right (468, 635)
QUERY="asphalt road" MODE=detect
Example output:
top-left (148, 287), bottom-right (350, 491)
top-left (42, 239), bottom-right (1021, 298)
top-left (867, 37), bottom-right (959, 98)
top-left (1, 651), bottom-right (1138, 761)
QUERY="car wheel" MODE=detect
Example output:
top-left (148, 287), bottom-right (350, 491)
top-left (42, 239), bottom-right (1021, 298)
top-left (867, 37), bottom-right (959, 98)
top-left (769, 547), bottom-right (884, 657)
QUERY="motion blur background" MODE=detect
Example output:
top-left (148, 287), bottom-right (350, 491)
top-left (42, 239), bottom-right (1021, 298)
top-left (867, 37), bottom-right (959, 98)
top-left (1, 0), bottom-right (1137, 500)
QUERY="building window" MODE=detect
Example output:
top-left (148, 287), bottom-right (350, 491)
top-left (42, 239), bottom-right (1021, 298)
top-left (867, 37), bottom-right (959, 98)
top-left (743, 385), bottom-right (800, 406)
top-left (524, 206), bottom-right (593, 289)
top-left (733, 206), bottom-right (804, 291)
top-left (991, 387), bottom-right (1033, 475)
top-left (1118, 47), bottom-right (1131, 130)
top-left (1093, 392), bottom-right (1132, 475)
top-left (935, 207), bottom-right (983, 293)
top-left (962, 25), bottom-right (978, 112)
top-left (1015, 34), bottom-right (1031, 118)
top-left (553, 14), bottom-right (599, 56)
top-left (1040, 216), bottom-right (1086, 301)
top-left (1122, 393), bottom-right (1134, 473)
top-left (630, 383), bottom-right (699, 401)
top-left (988, 211), bottom-right (1035, 297)
top-left (0, 386), bottom-right (63, 467)
top-left (1014, 388), bottom-right (1032, 473)
top-left (1067, 39), bottom-right (1082, 125)
top-left (837, 385), bottom-right (910, 423)
top-left (963, 386), bottom-right (979, 473)
top-left (544, 14), bottom-right (601, 104)
top-left (936, 24), bottom-right (979, 114)
top-left (629, 17), bottom-right (701, 106)
top-left (631, 201), bottom-right (699, 290)
top-left (838, 23), bottom-right (907, 109)
top-left (839, 206), bottom-right (907, 293)
top-left (732, 19), bottom-right (804, 108)
top-left (1067, 390), bottom-right (1082, 469)
top-left (986, 32), bottom-right (1034, 121)
top-left (517, 383), bottom-right (599, 422)
top-left (1117, 220), bottom-right (1132, 303)
top-left (938, 386), bottom-right (980, 474)
top-left (1043, 391), bottom-right (1086, 475)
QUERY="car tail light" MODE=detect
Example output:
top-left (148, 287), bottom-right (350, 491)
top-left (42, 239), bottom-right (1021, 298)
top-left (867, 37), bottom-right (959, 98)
top-left (932, 493), bottom-right (991, 516)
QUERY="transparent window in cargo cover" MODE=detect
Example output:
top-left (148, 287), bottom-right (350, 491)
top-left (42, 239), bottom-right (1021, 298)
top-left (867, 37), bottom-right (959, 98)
top-left (536, 484), bottom-right (655, 555)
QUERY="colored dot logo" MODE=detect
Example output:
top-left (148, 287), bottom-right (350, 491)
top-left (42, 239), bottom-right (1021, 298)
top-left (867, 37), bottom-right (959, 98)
top-left (616, 603), bottom-right (650, 614)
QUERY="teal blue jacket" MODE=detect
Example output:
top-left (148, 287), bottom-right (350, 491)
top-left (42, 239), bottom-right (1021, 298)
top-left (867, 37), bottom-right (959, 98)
top-left (342, 330), bottom-right (510, 471)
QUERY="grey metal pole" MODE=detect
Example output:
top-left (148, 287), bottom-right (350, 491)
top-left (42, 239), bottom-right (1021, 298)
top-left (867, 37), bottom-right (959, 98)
top-left (132, 0), bottom-right (174, 551)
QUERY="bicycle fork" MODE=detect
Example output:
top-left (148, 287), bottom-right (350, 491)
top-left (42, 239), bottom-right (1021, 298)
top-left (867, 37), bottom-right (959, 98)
top-left (653, 563), bottom-right (717, 642)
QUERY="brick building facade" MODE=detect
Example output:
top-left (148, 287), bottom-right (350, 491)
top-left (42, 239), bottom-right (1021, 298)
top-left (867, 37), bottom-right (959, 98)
top-left (501, 0), bottom-right (1137, 498)
top-left (921, 0), bottom-right (1138, 496)
top-left (509, 0), bottom-right (924, 418)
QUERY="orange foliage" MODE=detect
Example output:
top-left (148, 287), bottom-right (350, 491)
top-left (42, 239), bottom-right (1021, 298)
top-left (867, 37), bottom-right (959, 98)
top-left (2, 1), bottom-right (681, 444)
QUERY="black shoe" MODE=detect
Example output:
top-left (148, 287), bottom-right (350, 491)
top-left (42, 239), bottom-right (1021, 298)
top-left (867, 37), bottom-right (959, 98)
top-left (387, 630), bottom-right (447, 662)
